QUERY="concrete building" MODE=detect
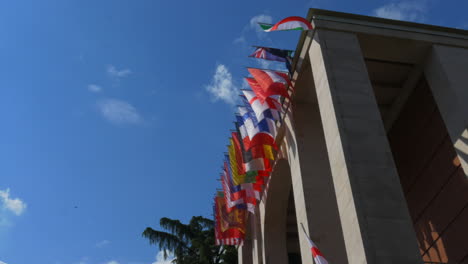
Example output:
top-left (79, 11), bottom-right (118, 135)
top-left (239, 9), bottom-right (468, 264)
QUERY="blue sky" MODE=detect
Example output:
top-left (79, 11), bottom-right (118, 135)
top-left (0, 0), bottom-right (466, 263)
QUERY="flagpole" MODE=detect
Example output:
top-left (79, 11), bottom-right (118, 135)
top-left (300, 223), bottom-right (311, 241)
top-left (250, 45), bottom-right (295, 52)
top-left (244, 66), bottom-right (289, 74)
top-left (257, 22), bottom-right (273, 26)
top-left (247, 57), bottom-right (290, 66)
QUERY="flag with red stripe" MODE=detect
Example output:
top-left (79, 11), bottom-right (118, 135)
top-left (242, 88), bottom-right (282, 121)
top-left (301, 224), bottom-right (328, 264)
top-left (259, 16), bottom-right (313, 32)
top-left (247, 68), bottom-right (291, 100)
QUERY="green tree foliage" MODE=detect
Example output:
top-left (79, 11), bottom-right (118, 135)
top-left (142, 216), bottom-right (238, 264)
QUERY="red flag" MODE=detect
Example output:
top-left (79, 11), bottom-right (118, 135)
top-left (248, 68), bottom-right (291, 100)
top-left (301, 224), bottom-right (328, 264)
top-left (214, 194), bottom-right (246, 245)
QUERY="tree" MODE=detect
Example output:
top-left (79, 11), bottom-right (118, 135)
top-left (142, 216), bottom-right (237, 264)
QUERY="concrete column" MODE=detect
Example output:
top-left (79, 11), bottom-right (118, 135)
top-left (309, 29), bottom-right (421, 263)
top-left (284, 102), bottom-right (349, 264)
top-left (262, 159), bottom-right (291, 264)
top-left (238, 238), bottom-right (253, 264)
top-left (424, 44), bottom-right (468, 177)
top-left (251, 208), bottom-right (264, 264)
top-left (258, 200), bottom-right (267, 264)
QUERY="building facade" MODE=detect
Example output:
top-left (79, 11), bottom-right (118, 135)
top-left (238, 9), bottom-right (468, 264)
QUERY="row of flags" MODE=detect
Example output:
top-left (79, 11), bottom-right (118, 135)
top-left (212, 15), bottom-right (328, 264)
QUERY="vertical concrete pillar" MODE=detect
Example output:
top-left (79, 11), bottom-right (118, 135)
top-left (262, 160), bottom-right (291, 264)
top-left (284, 102), bottom-right (349, 264)
top-left (309, 29), bottom-right (421, 263)
top-left (251, 208), bottom-right (264, 264)
top-left (239, 213), bottom-right (253, 264)
top-left (424, 45), bottom-right (468, 176)
top-left (238, 238), bottom-right (253, 264)
top-left (259, 201), bottom-right (267, 264)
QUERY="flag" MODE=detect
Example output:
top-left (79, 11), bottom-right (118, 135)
top-left (259, 16), bottom-right (313, 32)
top-left (234, 129), bottom-right (272, 198)
top-left (214, 193), bottom-right (245, 245)
top-left (238, 97), bottom-right (278, 150)
top-left (248, 68), bottom-right (291, 100)
top-left (221, 165), bottom-right (244, 211)
top-left (235, 116), bottom-right (275, 163)
top-left (224, 157), bottom-right (248, 210)
top-left (232, 131), bottom-right (265, 199)
top-left (228, 138), bottom-right (245, 186)
top-left (249, 47), bottom-right (294, 73)
top-left (242, 88), bottom-right (282, 121)
top-left (238, 105), bottom-right (277, 150)
top-left (214, 203), bottom-right (223, 245)
top-left (250, 46), bottom-right (293, 63)
top-left (228, 138), bottom-right (257, 213)
top-left (216, 192), bottom-right (246, 233)
top-left (301, 225), bottom-right (328, 264)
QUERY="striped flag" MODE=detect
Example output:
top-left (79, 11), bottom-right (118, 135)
top-left (249, 46), bottom-right (293, 63)
top-left (301, 224), bottom-right (328, 264)
top-left (235, 117), bottom-right (275, 163)
top-left (247, 68), bottom-right (291, 100)
top-left (242, 89), bottom-right (282, 122)
top-left (228, 137), bottom-right (257, 213)
top-left (214, 193), bottom-right (245, 245)
top-left (223, 156), bottom-right (251, 211)
top-left (221, 162), bottom-right (244, 211)
top-left (250, 46), bottom-right (294, 73)
top-left (259, 16), bottom-right (313, 32)
top-left (245, 77), bottom-right (284, 105)
top-left (238, 105), bottom-right (277, 150)
top-left (232, 131), bottom-right (268, 199)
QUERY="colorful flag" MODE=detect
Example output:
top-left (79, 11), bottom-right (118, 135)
top-left (216, 192), bottom-right (246, 233)
top-left (221, 165), bottom-right (244, 211)
top-left (224, 157), bottom-right (248, 208)
top-left (228, 138), bottom-right (245, 186)
top-left (301, 224), bottom-right (328, 264)
top-left (248, 68), bottom-right (291, 100)
top-left (259, 16), bottom-right (313, 32)
top-left (249, 47), bottom-right (294, 73)
top-left (242, 89), bottom-right (282, 121)
top-left (238, 105), bottom-right (277, 150)
top-left (250, 46), bottom-right (293, 62)
top-left (214, 193), bottom-right (245, 245)
top-left (228, 138), bottom-right (258, 213)
top-left (232, 131), bottom-right (265, 199)
top-left (235, 117), bottom-right (274, 165)
top-left (214, 203), bottom-right (223, 245)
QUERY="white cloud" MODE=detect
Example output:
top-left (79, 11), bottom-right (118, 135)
top-left (0, 189), bottom-right (26, 216)
top-left (152, 251), bottom-right (174, 264)
top-left (73, 256), bottom-right (88, 264)
top-left (250, 14), bottom-right (273, 30)
top-left (250, 14), bottom-right (273, 39)
top-left (205, 64), bottom-right (239, 105)
top-left (88, 84), bottom-right (102, 93)
top-left (106, 261), bottom-right (119, 264)
top-left (234, 14), bottom-right (273, 44)
top-left (372, 1), bottom-right (427, 22)
top-left (97, 98), bottom-right (142, 125)
top-left (95, 240), bottom-right (110, 248)
top-left (107, 65), bottom-right (132, 78)
top-left (0, 260), bottom-right (7, 264)
top-left (233, 36), bottom-right (246, 44)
